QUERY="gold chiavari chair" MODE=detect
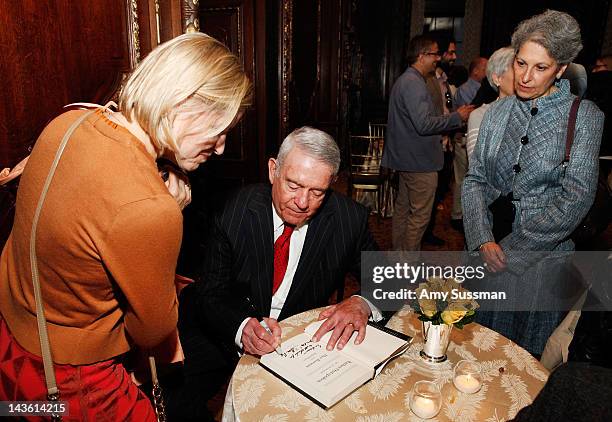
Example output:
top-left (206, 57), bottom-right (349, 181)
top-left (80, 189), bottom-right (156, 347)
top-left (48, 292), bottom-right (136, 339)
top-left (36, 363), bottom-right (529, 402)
top-left (368, 122), bottom-right (395, 217)
top-left (348, 134), bottom-right (385, 219)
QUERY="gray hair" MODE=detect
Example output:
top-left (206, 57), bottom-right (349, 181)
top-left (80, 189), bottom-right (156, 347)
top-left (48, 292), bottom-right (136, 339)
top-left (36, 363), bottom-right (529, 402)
top-left (486, 47), bottom-right (515, 93)
top-left (511, 10), bottom-right (582, 64)
top-left (276, 126), bottom-right (340, 176)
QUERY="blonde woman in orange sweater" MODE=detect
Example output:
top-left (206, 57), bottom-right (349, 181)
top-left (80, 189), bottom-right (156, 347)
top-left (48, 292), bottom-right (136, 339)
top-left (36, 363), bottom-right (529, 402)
top-left (0, 33), bottom-right (251, 420)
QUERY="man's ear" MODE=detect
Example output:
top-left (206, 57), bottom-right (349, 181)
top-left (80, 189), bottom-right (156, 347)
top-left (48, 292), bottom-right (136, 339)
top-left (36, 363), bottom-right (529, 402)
top-left (268, 158), bottom-right (277, 185)
top-left (330, 174), bottom-right (338, 186)
top-left (491, 73), bottom-right (501, 88)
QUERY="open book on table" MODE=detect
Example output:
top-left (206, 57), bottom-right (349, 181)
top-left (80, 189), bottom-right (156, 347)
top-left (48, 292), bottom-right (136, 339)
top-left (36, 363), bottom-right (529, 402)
top-left (259, 320), bottom-right (412, 409)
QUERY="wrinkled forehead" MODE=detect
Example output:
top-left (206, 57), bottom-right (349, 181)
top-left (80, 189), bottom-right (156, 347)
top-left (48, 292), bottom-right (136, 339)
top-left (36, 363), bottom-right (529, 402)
top-left (279, 150), bottom-right (334, 187)
top-left (515, 41), bottom-right (557, 65)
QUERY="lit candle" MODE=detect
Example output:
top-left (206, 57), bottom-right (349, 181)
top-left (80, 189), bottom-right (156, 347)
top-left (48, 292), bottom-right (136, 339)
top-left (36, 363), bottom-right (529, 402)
top-left (453, 373), bottom-right (482, 394)
top-left (410, 396), bottom-right (439, 419)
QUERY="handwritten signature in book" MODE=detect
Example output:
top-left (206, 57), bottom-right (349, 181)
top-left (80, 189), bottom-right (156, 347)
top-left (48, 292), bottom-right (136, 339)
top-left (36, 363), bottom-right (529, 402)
top-left (280, 340), bottom-right (322, 359)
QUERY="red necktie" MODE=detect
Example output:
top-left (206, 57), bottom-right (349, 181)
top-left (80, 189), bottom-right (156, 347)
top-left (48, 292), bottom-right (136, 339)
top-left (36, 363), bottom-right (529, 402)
top-left (272, 224), bottom-right (294, 294)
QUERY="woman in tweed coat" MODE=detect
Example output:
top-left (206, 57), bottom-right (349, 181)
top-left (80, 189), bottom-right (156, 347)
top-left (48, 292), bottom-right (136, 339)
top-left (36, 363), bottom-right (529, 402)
top-left (462, 10), bottom-right (604, 355)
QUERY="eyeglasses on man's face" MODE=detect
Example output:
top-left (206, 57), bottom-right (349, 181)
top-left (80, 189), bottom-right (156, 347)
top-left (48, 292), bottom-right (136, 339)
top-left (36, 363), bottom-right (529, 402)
top-left (423, 51), bottom-right (442, 57)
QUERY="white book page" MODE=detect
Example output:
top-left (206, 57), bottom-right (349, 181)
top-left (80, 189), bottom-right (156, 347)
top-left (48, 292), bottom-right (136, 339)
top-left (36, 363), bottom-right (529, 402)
top-left (304, 320), bottom-right (409, 368)
top-left (260, 332), bottom-right (372, 408)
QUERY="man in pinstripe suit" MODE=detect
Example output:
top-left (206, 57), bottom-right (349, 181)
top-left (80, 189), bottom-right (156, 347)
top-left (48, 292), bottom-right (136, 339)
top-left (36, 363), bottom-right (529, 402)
top-left (171, 127), bottom-right (380, 421)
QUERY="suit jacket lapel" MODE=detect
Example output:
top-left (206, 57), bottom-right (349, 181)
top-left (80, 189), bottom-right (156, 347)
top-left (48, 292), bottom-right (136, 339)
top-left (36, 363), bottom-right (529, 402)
top-left (281, 195), bottom-right (336, 318)
top-left (247, 186), bottom-right (274, 315)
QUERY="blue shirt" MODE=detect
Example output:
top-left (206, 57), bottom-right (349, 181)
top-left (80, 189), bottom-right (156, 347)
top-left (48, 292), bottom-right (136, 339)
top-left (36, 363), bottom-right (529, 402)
top-left (454, 78), bottom-right (481, 108)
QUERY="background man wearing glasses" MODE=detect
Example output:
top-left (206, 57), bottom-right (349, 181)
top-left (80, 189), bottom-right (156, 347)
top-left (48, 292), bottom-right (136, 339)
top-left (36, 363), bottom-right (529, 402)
top-left (382, 34), bottom-right (473, 251)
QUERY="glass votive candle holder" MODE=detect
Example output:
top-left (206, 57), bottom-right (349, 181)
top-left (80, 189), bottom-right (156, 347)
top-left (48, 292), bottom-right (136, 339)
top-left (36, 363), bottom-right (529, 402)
top-left (453, 360), bottom-right (482, 394)
top-left (409, 380), bottom-right (442, 419)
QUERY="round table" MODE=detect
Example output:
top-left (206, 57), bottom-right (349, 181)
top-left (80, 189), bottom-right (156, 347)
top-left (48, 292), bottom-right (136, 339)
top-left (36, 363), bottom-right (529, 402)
top-left (223, 306), bottom-right (548, 421)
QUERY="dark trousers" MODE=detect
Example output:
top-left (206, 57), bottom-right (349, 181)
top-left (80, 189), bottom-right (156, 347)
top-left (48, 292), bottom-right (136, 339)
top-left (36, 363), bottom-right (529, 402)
top-left (511, 362), bottom-right (612, 421)
top-left (164, 287), bottom-right (238, 422)
top-left (424, 150), bottom-right (453, 237)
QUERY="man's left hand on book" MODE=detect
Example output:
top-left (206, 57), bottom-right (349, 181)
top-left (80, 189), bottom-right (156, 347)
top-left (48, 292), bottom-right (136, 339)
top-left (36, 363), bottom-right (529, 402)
top-left (242, 317), bottom-right (281, 356)
top-left (312, 297), bottom-right (371, 351)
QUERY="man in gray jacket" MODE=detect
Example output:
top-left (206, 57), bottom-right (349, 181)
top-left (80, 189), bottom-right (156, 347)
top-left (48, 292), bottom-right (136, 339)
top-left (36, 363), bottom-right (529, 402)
top-left (382, 34), bottom-right (473, 251)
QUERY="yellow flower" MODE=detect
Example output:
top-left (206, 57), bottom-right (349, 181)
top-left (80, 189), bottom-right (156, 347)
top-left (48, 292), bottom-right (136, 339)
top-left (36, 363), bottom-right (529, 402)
top-left (416, 282), bottom-right (438, 317)
top-left (422, 308), bottom-right (437, 318)
top-left (441, 310), bottom-right (467, 325)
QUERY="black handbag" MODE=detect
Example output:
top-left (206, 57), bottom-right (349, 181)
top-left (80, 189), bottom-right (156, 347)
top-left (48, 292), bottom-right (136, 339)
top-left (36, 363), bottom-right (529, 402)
top-left (488, 192), bottom-right (516, 242)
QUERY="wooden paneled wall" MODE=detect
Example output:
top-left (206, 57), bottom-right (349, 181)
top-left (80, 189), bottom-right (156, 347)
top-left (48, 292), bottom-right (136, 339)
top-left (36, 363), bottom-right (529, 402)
top-left (0, 0), bottom-right (137, 169)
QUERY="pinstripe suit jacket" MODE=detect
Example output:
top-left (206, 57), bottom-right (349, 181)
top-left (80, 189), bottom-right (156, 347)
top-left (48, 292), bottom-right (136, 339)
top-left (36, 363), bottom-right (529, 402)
top-left (188, 183), bottom-right (376, 346)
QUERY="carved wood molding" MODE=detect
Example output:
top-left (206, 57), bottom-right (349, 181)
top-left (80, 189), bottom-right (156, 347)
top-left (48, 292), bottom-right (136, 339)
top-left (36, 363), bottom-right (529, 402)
top-left (279, 0), bottom-right (293, 138)
top-left (182, 0), bottom-right (200, 33)
top-left (126, 0), bottom-right (141, 67)
top-left (104, 0), bottom-right (142, 104)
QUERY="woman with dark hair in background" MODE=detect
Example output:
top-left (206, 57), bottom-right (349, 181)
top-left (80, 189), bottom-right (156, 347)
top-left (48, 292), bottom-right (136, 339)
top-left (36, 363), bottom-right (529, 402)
top-left (462, 10), bottom-right (604, 356)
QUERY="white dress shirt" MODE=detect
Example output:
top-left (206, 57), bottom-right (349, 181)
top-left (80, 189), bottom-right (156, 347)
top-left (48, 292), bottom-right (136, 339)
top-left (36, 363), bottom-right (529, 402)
top-left (235, 204), bottom-right (381, 347)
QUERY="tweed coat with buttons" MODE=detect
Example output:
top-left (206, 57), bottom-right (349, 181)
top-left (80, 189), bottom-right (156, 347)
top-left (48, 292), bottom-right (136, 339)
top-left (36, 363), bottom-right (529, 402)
top-left (461, 80), bottom-right (604, 354)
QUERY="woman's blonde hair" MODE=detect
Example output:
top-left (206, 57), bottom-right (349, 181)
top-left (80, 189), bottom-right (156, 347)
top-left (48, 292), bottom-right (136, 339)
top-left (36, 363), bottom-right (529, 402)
top-left (118, 32), bottom-right (252, 152)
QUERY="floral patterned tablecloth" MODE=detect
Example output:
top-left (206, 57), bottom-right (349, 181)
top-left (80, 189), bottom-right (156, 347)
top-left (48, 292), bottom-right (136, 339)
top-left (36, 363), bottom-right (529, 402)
top-left (223, 306), bottom-right (548, 422)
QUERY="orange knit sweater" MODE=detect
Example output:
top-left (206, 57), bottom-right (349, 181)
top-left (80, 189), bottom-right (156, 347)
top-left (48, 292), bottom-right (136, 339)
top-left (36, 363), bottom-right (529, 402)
top-left (0, 110), bottom-right (181, 364)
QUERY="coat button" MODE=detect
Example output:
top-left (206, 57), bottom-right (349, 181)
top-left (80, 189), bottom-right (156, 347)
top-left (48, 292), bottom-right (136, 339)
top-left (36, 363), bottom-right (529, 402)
top-left (513, 164), bottom-right (522, 173)
top-left (521, 136), bottom-right (529, 145)
top-left (530, 107), bottom-right (538, 116)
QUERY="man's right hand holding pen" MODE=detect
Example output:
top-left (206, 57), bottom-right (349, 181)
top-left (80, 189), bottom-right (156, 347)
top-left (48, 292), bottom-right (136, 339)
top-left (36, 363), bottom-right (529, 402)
top-left (241, 317), bottom-right (282, 356)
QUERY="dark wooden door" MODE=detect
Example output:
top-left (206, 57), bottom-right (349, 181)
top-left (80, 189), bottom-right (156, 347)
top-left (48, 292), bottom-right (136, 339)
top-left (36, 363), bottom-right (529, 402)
top-left (289, 0), bottom-right (343, 141)
top-left (178, 0), bottom-right (268, 275)
top-left (194, 0), bottom-right (268, 190)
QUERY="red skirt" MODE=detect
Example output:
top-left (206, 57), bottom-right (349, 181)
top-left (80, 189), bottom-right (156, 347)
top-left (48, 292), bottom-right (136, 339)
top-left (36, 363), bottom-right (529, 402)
top-left (0, 316), bottom-right (156, 421)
